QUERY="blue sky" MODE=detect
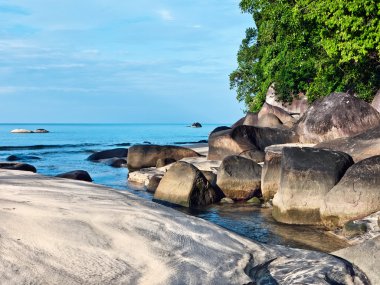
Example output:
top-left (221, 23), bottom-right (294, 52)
top-left (0, 1), bottom-right (251, 123)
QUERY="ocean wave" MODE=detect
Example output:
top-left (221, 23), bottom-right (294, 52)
top-left (0, 143), bottom-right (100, 151)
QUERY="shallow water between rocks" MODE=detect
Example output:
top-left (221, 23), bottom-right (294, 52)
top-left (0, 123), bottom-right (348, 253)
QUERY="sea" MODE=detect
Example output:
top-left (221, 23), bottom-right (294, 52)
top-left (0, 123), bottom-right (347, 252)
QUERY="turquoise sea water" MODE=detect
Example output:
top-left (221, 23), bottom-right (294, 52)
top-left (0, 123), bottom-right (347, 252)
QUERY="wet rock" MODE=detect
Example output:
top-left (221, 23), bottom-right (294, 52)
top-left (34, 129), bottom-right (49, 133)
top-left (146, 174), bottom-right (163, 193)
top-left (106, 158), bottom-right (127, 168)
top-left (127, 145), bottom-right (201, 171)
top-left (272, 147), bottom-right (353, 225)
top-left (246, 197), bottom-right (261, 205)
top-left (6, 155), bottom-right (41, 161)
top-left (56, 170), bottom-right (93, 182)
top-left (191, 122), bottom-right (202, 128)
top-left (315, 125), bottom-right (380, 162)
top-left (295, 92), bottom-right (380, 143)
top-left (154, 161), bottom-right (223, 207)
top-left (0, 162), bottom-right (37, 173)
top-left (87, 148), bottom-right (128, 162)
top-left (156, 158), bottom-right (176, 168)
top-left (342, 221), bottom-right (368, 238)
top-left (217, 155), bottom-right (262, 200)
top-left (321, 155), bottom-right (380, 228)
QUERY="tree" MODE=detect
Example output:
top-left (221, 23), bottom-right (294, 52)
top-left (231, 0), bottom-right (380, 112)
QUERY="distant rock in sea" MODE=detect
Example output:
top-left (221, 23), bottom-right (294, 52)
top-left (191, 122), bottom-right (202, 128)
top-left (10, 128), bottom-right (49, 133)
top-left (56, 170), bottom-right (93, 182)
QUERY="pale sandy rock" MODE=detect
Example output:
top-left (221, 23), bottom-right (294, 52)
top-left (0, 170), bottom-right (370, 284)
top-left (334, 236), bottom-right (380, 285)
top-left (10, 128), bottom-right (33, 133)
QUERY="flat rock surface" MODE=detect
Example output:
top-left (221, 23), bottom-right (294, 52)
top-left (0, 170), bottom-right (370, 284)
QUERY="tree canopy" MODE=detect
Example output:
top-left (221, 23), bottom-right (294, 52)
top-left (230, 0), bottom-right (380, 111)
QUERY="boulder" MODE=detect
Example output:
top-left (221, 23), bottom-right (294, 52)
top-left (238, 149), bottom-right (265, 163)
top-left (6, 155), bottom-right (41, 161)
top-left (156, 158), bottom-right (176, 168)
top-left (258, 103), bottom-right (296, 127)
top-left (127, 145), bottom-right (201, 171)
top-left (87, 148), bottom-right (128, 162)
top-left (146, 174), bottom-right (163, 193)
top-left (316, 125), bottom-right (380, 162)
top-left (0, 162), bottom-right (37, 173)
top-left (321, 155), bottom-right (380, 228)
top-left (333, 236), bottom-right (380, 285)
top-left (56, 170), bottom-right (93, 182)
top-left (106, 158), bottom-right (127, 168)
top-left (371, 89), bottom-right (380, 113)
top-left (217, 155), bottom-right (262, 200)
top-left (208, 125), bottom-right (298, 161)
top-left (34, 128), bottom-right (49, 133)
top-left (201, 171), bottom-right (218, 189)
top-left (272, 147), bottom-right (354, 225)
top-left (265, 84), bottom-right (308, 115)
top-left (242, 112), bottom-right (259, 126)
top-left (210, 126), bottom-right (231, 135)
top-left (230, 116), bottom-right (245, 128)
top-left (191, 122), bottom-right (202, 128)
top-left (10, 129), bottom-right (33, 133)
top-left (257, 113), bottom-right (282, 128)
top-left (295, 92), bottom-right (380, 143)
top-left (154, 162), bottom-right (223, 207)
top-left (261, 144), bottom-right (315, 201)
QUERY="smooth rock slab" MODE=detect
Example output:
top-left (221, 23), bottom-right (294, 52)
top-left (87, 148), bottom-right (128, 161)
top-left (0, 170), bottom-right (370, 284)
top-left (154, 161), bottom-right (223, 207)
top-left (321, 155), bottom-right (380, 228)
top-left (272, 147), bottom-right (354, 225)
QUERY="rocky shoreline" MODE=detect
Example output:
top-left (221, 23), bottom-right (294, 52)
top-left (1, 91), bottom-right (380, 283)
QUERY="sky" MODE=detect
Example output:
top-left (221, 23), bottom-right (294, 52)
top-left (0, 0), bottom-right (252, 123)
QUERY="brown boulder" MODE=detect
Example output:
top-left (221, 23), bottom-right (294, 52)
top-left (321, 155), bottom-right (380, 228)
top-left (56, 170), bottom-right (93, 182)
top-left (242, 112), bottom-right (259, 126)
top-left (217, 155), bottom-right (262, 200)
top-left (258, 103), bottom-right (296, 127)
top-left (371, 89), bottom-right (380, 113)
top-left (295, 92), bottom-right (380, 143)
top-left (127, 145), bottom-right (201, 171)
top-left (272, 147), bottom-right (354, 225)
top-left (315, 125), bottom-right (380, 162)
top-left (0, 162), bottom-right (37, 173)
top-left (257, 113), bottom-right (282, 128)
top-left (154, 162), bottom-right (223, 207)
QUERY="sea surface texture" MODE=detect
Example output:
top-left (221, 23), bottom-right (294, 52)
top-left (0, 123), bottom-right (347, 252)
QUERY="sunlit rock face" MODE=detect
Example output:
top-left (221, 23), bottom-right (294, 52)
top-left (295, 92), bottom-right (380, 143)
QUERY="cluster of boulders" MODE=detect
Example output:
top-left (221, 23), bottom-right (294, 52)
top-left (10, 128), bottom-right (49, 133)
top-left (130, 91), bottom-right (380, 237)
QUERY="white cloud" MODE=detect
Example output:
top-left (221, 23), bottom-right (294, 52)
top-left (191, 24), bottom-right (202, 29)
top-left (0, 86), bottom-right (17, 94)
top-left (157, 9), bottom-right (174, 21)
top-left (26, 63), bottom-right (86, 70)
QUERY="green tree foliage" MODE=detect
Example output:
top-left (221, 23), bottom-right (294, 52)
top-left (231, 0), bottom-right (380, 111)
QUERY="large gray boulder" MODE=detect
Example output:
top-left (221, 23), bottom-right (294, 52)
top-left (257, 113), bottom-right (283, 128)
top-left (242, 112), bottom-right (259, 126)
top-left (208, 125), bottom-right (298, 161)
top-left (217, 155), bottom-right (262, 200)
top-left (295, 92), bottom-right (380, 143)
top-left (56, 170), bottom-right (93, 182)
top-left (0, 162), bottom-right (36, 173)
top-left (321, 155), bottom-right (380, 228)
top-left (333, 236), bottom-right (380, 285)
top-left (87, 148), bottom-right (128, 162)
top-left (154, 162), bottom-right (223, 207)
top-left (272, 147), bottom-right (354, 225)
top-left (316, 125), bottom-right (380, 162)
top-left (127, 145), bottom-right (201, 171)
